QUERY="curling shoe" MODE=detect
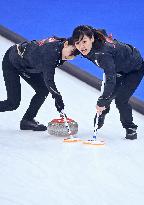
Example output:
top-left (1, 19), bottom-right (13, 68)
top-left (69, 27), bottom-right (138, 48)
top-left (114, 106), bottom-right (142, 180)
top-left (20, 119), bottom-right (47, 131)
top-left (125, 127), bottom-right (137, 140)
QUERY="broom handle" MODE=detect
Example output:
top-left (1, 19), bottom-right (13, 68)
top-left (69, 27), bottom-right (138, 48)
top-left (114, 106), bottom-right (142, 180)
top-left (60, 110), bottom-right (72, 135)
top-left (93, 73), bottom-right (106, 139)
top-left (93, 113), bottom-right (99, 139)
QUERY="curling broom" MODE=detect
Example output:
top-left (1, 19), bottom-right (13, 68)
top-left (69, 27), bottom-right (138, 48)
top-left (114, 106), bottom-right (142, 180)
top-left (61, 110), bottom-right (81, 143)
top-left (83, 73), bottom-right (106, 146)
top-left (82, 113), bottom-right (105, 146)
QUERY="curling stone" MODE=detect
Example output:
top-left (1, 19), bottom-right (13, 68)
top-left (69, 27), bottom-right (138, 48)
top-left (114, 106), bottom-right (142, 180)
top-left (47, 118), bottom-right (78, 136)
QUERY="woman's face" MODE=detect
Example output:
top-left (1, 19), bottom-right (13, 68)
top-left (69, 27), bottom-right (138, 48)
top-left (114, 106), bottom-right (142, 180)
top-left (75, 35), bottom-right (94, 55)
top-left (62, 42), bottom-right (76, 60)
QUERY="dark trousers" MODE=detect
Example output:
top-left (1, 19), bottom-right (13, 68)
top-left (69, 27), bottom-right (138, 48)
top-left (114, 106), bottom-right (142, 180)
top-left (0, 49), bottom-right (49, 120)
top-left (113, 65), bottom-right (144, 129)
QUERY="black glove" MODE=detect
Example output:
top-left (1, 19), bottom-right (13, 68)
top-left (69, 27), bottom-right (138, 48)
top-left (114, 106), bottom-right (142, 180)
top-left (97, 107), bottom-right (110, 129)
top-left (55, 95), bottom-right (65, 113)
top-left (97, 96), bottom-right (113, 108)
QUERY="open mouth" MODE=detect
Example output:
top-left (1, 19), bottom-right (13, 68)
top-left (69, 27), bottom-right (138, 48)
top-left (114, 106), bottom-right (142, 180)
top-left (81, 48), bottom-right (88, 55)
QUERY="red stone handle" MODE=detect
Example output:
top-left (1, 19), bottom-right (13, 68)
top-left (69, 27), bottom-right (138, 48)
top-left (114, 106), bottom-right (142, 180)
top-left (51, 118), bottom-right (74, 123)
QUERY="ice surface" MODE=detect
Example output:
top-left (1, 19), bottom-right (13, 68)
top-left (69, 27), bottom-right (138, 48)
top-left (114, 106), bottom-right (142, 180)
top-left (0, 35), bottom-right (144, 205)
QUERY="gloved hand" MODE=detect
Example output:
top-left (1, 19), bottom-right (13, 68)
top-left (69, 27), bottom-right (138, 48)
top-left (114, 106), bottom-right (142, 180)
top-left (97, 106), bottom-right (110, 129)
top-left (55, 95), bottom-right (65, 113)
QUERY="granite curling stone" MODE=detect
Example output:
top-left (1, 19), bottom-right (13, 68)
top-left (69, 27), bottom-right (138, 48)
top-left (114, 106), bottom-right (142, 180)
top-left (47, 118), bottom-right (78, 136)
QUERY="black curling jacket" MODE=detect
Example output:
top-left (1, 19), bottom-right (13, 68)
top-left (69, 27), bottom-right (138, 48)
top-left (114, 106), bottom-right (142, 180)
top-left (84, 40), bottom-right (143, 107)
top-left (9, 41), bottom-right (65, 100)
